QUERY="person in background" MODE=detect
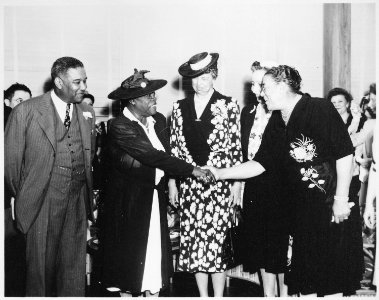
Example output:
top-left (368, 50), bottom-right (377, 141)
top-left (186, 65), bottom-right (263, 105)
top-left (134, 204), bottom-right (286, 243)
top-left (327, 88), bottom-right (367, 211)
top-left (4, 82), bottom-right (32, 127)
top-left (82, 92), bottom-right (95, 106)
top-left (81, 92), bottom-right (107, 189)
top-left (169, 52), bottom-right (243, 297)
top-left (360, 83), bottom-right (376, 120)
top-left (239, 60), bottom-right (289, 297)
top-left (100, 69), bottom-right (214, 297)
top-left (5, 56), bottom-right (96, 296)
top-left (3, 82), bottom-right (32, 296)
top-left (327, 87), bottom-right (366, 133)
top-left (205, 65), bottom-right (363, 296)
top-left (354, 84), bottom-right (376, 211)
top-left (363, 126), bottom-right (377, 286)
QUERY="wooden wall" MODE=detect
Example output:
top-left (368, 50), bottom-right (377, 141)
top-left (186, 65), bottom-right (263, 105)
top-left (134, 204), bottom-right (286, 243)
top-left (323, 3), bottom-right (351, 95)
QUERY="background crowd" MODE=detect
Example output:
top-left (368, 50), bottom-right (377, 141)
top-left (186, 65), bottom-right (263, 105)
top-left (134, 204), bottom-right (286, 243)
top-left (3, 51), bottom-right (377, 297)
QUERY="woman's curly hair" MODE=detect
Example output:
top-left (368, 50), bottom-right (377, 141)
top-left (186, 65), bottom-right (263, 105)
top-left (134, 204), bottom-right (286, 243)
top-left (251, 60), bottom-right (278, 73)
top-left (326, 87), bottom-right (353, 103)
top-left (265, 65), bottom-right (302, 93)
top-left (203, 64), bottom-right (218, 79)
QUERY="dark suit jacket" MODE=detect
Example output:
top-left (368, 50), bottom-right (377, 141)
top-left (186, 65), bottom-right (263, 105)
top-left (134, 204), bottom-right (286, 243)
top-left (4, 91), bottom-right (96, 233)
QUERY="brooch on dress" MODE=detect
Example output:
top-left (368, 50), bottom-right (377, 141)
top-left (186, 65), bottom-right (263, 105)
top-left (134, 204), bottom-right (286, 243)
top-left (290, 134), bottom-right (325, 193)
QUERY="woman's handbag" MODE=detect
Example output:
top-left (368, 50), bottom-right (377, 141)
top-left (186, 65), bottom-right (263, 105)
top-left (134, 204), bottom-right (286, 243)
top-left (221, 206), bottom-right (243, 270)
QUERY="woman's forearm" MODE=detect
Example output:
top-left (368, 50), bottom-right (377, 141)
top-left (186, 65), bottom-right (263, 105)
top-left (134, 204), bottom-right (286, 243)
top-left (335, 154), bottom-right (353, 197)
top-left (218, 160), bottom-right (265, 180)
top-left (365, 160), bottom-right (376, 207)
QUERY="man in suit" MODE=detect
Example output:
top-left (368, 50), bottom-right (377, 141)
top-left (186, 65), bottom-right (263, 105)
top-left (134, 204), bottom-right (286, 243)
top-left (4, 56), bottom-right (96, 296)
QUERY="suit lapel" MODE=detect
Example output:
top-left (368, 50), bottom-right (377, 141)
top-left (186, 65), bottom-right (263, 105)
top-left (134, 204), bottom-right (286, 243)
top-left (36, 92), bottom-right (57, 152)
top-left (76, 103), bottom-right (92, 151)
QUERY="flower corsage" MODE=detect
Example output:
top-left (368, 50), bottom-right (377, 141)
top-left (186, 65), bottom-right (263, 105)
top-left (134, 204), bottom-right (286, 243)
top-left (290, 134), bottom-right (326, 193)
top-left (210, 99), bottom-right (228, 125)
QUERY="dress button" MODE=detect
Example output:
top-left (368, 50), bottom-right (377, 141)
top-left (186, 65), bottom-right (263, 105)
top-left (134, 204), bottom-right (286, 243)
top-left (68, 135), bottom-right (71, 138)
top-left (69, 144), bottom-right (72, 146)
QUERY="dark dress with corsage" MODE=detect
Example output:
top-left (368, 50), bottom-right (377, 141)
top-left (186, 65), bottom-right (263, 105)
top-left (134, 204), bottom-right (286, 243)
top-left (239, 104), bottom-right (290, 274)
top-left (255, 94), bottom-right (363, 296)
top-left (170, 90), bottom-right (243, 273)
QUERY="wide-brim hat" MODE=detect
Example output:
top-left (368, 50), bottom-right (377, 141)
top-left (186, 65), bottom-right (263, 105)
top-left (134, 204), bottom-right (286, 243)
top-left (108, 69), bottom-right (167, 101)
top-left (178, 52), bottom-right (219, 78)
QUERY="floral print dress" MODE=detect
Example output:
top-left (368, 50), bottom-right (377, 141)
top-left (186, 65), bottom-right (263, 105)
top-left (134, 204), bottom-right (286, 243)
top-left (170, 90), bottom-right (242, 273)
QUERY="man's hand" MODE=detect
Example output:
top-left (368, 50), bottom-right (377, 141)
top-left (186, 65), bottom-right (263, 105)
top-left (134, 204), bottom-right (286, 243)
top-left (192, 166), bottom-right (215, 184)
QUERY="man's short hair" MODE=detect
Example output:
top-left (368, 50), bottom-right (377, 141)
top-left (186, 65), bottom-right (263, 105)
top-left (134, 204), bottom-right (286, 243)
top-left (83, 93), bottom-right (95, 104)
top-left (51, 56), bottom-right (84, 80)
top-left (4, 83), bottom-right (32, 100)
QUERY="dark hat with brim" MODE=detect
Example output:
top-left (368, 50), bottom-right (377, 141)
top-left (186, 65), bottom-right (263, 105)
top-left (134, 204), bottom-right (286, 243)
top-left (108, 69), bottom-right (167, 101)
top-left (178, 52), bottom-right (219, 78)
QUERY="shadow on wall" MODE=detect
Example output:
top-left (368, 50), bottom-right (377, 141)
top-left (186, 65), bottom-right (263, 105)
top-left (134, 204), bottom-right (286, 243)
top-left (171, 76), bottom-right (194, 100)
top-left (167, 76), bottom-right (195, 124)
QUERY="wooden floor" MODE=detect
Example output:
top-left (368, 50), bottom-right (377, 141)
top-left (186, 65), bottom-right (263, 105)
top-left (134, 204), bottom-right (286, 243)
top-left (86, 272), bottom-right (263, 297)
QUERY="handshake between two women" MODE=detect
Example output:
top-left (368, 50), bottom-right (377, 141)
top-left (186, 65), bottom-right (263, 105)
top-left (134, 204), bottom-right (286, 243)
top-left (191, 165), bottom-right (219, 184)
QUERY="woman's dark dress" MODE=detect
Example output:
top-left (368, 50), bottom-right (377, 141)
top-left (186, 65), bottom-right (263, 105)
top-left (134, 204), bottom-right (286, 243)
top-left (255, 94), bottom-right (363, 296)
top-left (239, 104), bottom-right (289, 274)
top-left (100, 112), bottom-right (193, 293)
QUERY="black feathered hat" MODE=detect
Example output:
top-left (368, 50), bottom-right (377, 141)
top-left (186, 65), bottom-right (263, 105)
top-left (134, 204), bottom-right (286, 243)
top-left (108, 69), bottom-right (167, 101)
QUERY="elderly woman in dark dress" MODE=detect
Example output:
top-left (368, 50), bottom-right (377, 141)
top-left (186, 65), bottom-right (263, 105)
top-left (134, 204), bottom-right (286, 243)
top-left (168, 52), bottom-right (243, 297)
top-left (100, 69), bottom-right (213, 297)
top-left (207, 65), bottom-right (363, 296)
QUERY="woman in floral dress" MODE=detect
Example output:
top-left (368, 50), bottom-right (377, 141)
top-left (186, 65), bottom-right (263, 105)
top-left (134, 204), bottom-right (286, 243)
top-left (168, 52), bottom-right (243, 297)
top-left (207, 65), bottom-right (363, 296)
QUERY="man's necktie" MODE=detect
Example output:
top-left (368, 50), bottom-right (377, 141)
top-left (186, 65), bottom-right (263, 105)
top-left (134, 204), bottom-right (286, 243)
top-left (63, 103), bottom-right (71, 130)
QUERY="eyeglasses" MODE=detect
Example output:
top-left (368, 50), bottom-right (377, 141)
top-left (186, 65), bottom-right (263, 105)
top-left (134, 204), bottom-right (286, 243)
top-left (145, 92), bottom-right (156, 100)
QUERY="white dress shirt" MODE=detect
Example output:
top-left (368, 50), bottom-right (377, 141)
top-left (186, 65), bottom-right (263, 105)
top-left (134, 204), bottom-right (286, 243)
top-left (51, 90), bottom-right (73, 123)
